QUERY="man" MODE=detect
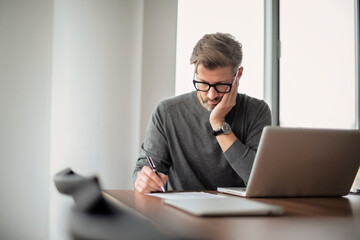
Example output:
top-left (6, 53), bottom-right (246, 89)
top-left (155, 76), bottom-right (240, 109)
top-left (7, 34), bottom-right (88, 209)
top-left (133, 32), bottom-right (271, 193)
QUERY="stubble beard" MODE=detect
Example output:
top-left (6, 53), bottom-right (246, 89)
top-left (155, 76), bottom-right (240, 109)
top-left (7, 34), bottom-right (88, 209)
top-left (200, 94), bottom-right (220, 112)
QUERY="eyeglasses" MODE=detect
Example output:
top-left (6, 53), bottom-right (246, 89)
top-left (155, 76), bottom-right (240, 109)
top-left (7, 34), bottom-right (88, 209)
top-left (193, 68), bottom-right (239, 93)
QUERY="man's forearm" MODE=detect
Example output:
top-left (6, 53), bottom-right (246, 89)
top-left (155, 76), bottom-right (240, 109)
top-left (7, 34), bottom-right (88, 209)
top-left (215, 131), bottom-right (238, 152)
top-left (224, 139), bottom-right (257, 185)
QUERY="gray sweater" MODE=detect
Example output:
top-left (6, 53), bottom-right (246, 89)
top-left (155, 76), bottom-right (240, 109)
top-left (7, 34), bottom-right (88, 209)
top-left (132, 91), bottom-right (271, 191)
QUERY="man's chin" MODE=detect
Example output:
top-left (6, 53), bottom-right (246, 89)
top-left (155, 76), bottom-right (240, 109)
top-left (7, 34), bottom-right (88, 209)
top-left (204, 103), bottom-right (216, 111)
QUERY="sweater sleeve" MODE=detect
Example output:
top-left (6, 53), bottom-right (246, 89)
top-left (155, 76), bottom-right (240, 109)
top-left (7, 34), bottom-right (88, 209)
top-left (223, 100), bottom-right (272, 185)
top-left (132, 101), bottom-right (172, 188)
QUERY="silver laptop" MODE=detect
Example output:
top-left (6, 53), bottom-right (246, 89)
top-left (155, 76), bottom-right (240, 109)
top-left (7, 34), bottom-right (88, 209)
top-left (218, 126), bottom-right (360, 197)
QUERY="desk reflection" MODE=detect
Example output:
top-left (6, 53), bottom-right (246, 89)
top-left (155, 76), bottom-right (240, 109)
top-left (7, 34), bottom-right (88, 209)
top-left (254, 196), bottom-right (354, 217)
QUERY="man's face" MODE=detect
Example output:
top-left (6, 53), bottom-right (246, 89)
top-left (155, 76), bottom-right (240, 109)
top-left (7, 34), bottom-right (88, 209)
top-left (195, 64), bottom-right (235, 111)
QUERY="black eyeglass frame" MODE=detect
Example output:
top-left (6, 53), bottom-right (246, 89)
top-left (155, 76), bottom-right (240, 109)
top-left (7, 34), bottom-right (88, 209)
top-left (192, 68), bottom-right (239, 93)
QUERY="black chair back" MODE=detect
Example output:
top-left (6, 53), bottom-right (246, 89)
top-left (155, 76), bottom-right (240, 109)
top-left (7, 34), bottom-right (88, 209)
top-left (54, 168), bottom-right (185, 240)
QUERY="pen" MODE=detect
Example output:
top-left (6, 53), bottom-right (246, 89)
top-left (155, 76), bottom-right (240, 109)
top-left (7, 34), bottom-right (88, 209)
top-left (146, 156), bottom-right (166, 192)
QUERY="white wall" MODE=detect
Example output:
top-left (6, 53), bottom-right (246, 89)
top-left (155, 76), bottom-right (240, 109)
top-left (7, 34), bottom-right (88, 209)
top-left (0, 0), bottom-right (53, 239)
top-left (49, 0), bottom-right (144, 239)
top-left (140, 0), bottom-right (177, 141)
top-left (0, 0), bottom-right (177, 239)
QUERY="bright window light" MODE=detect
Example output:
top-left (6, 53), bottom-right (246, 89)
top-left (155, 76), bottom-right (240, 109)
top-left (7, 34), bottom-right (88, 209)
top-left (176, 0), bottom-right (264, 100)
top-left (280, 0), bottom-right (356, 129)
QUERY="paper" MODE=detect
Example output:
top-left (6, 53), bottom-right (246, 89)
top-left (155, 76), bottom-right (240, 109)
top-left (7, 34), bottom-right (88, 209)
top-left (147, 191), bottom-right (227, 200)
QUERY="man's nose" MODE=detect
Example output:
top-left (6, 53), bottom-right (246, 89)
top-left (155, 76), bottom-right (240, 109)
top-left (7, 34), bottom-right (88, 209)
top-left (207, 86), bottom-right (219, 99)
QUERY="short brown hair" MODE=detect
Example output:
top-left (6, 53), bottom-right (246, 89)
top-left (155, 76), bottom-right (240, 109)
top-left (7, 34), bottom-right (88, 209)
top-left (190, 32), bottom-right (243, 73)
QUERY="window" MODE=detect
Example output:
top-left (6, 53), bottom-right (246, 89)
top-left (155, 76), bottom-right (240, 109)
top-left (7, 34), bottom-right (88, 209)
top-left (279, 0), bottom-right (356, 129)
top-left (176, 0), bottom-right (264, 100)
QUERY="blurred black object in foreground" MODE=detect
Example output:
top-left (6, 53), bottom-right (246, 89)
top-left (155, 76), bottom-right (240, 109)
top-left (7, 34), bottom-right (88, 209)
top-left (54, 168), bottom-right (183, 240)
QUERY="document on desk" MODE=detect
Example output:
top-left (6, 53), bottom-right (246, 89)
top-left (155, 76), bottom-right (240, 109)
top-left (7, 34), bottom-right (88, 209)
top-left (148, 191), bottom-right (227, 200)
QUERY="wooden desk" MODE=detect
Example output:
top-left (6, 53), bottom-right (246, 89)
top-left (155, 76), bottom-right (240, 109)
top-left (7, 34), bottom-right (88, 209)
top-left (104, 190), bottom-right (360, 240)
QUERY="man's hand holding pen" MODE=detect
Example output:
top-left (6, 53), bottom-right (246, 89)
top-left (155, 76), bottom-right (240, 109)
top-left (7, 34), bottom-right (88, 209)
top-left (134, 157), bottom-right (168, 193)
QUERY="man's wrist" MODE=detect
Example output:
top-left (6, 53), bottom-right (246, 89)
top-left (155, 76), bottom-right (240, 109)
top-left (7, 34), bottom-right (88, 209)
top-left (212, 122), bottom-right (232, 136)
top-left (210, 119), bottom-right (225, 130)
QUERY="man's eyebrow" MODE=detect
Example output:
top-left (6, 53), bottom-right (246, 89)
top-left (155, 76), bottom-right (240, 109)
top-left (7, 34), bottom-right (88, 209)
top-left (196, 77), bottom-right (233, 84)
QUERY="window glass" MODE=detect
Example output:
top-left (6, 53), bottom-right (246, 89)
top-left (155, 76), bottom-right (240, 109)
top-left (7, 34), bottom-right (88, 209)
top-left (280, 0), bottom-right (355, 129)
top-left (176, 0), bottom-right (264, 100)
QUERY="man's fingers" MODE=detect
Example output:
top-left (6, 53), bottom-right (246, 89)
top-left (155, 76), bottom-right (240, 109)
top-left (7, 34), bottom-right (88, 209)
top-left (135, 166), bottom-right (167, 193)
top-left (135, 171), bottom-right (160, 193)
top-left (159, 173), bottom-right (168, 184)
top-left (142, 166), bottom-right (166, 187)
top-left (135, 182), bottom-right (159, 193)
top-left (223, 77), bottom-right (239, 105)
top-left (140, 169), bottom-right (163, 188)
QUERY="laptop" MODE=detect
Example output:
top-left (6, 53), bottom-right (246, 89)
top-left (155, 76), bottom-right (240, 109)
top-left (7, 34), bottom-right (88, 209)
top-left (217, 126), bottom-right (360, 197)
